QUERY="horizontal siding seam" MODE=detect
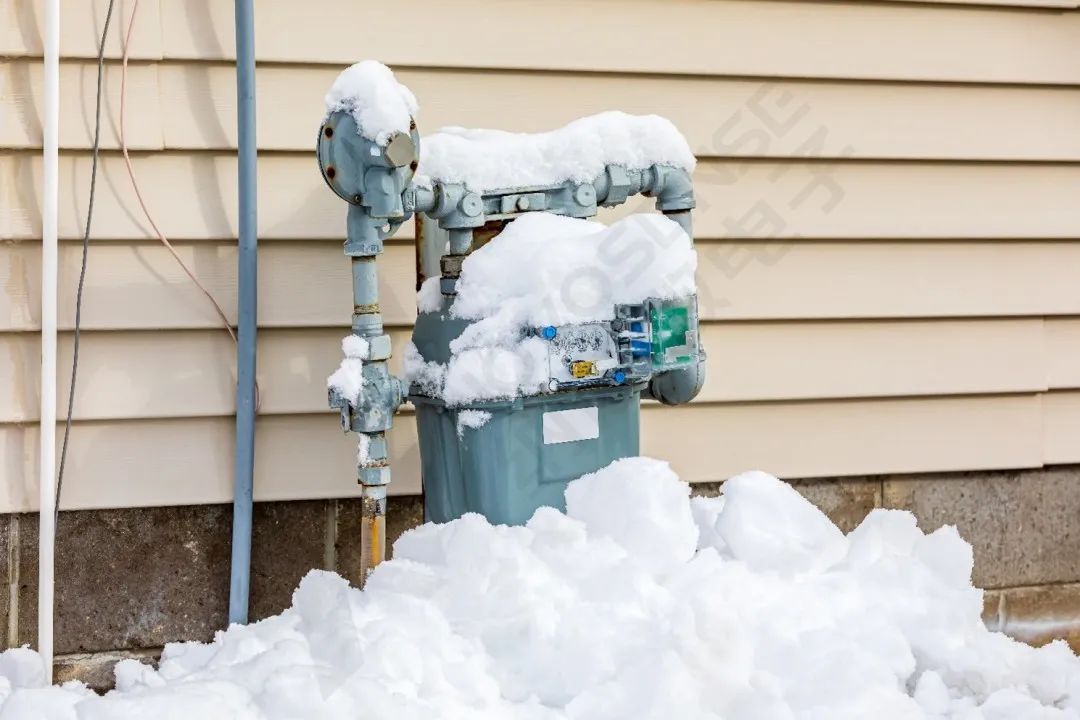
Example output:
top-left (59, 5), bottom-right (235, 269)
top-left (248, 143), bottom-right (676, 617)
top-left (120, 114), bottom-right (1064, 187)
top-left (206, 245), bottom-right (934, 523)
top-left (12, 148), bottom-right (1080, 168)
top-left (0, 390), bottom-right (1066, 425)
top-left (6, 56), bottom-right (1080, 90)
top-left (14, 56), bottom-right (1080, 92)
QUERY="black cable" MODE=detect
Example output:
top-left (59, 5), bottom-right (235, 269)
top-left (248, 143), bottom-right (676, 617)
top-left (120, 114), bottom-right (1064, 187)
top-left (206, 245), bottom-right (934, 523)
top-left (56, 0), bottom-right (116, 523)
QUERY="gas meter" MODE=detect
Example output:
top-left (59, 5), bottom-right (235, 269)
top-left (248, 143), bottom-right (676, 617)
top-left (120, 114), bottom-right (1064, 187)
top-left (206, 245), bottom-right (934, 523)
top-left (317, 68), bottom-right (705, 576)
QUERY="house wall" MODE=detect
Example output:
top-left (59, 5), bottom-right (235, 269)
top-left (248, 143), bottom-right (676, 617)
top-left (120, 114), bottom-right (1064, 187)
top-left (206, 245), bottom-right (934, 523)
top-left (2, 0), bottom-right (1080, 682)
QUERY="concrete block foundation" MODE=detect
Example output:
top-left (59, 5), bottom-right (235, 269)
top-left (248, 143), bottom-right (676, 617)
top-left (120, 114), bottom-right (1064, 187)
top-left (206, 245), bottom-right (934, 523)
top-left (3, 467), bottom-right (1078, 688)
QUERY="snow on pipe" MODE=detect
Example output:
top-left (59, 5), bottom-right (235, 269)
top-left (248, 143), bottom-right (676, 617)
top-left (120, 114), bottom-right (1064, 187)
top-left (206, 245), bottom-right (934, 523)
top-left (38, 0), bottom-right (60, 682)
top-left (228, 0), bottom-right (258, 626)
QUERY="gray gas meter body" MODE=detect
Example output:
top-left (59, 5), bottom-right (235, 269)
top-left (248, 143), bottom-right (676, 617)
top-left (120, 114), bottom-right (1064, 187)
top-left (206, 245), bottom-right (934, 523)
top-left (317, 102), bottom-right (705, 569)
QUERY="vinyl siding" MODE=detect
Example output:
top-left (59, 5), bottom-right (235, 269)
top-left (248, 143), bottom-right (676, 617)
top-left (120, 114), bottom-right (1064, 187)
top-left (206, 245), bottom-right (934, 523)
top-left (1, 0), bottom-right (1078, 512)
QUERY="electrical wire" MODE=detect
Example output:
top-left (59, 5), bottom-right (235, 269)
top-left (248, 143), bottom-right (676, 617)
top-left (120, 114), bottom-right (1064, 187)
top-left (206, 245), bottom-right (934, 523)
top-left (57, 0), bottom-right (259, 520)
top-left (119, 0), bottom-right (242, 348)
top-left (118, 0), bottom-right (259, 408)
top-left (55, 0), bottom-right (116, 523)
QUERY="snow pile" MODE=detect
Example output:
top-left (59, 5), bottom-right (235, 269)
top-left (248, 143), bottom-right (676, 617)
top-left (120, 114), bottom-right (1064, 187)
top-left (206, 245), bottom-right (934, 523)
top-left (418, 111), bottom-right (696, 192)
top-left (407, 212), bottom-right (697, 405)
top-left (3, 457), bottom-right (1079, 719)
top-left (324, 61), bottom-right (417, 146)
top-left (327, 335), bottom-right (368, 406)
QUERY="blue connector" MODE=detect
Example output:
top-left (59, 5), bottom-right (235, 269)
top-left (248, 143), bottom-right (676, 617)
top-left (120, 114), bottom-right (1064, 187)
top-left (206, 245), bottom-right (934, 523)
top-left (541, 325), bottom-right (558, 340)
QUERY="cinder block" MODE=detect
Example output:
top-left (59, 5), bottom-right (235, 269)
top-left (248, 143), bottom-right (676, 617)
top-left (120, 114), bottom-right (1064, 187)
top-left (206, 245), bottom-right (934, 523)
top-left (0, 515), bottom-right (10, 648)
top-left (17, 501), bottom-right (336, 654)
top-left (982, 589), bottom-right (1005, 630)
top-left (982, 583), bottom-right (1080, 652)
top-left (251, 500), bottom-right (329, 622)
top-left (882, 467), bottom-right (1080, 589)
top-left (385, 495), bottom-right (426, 553)
top-left (54, 648), bottom-right (160, 693)
top-left (18, 506), bottom-right (230, 654)
top-left (788, 478), bottom-right (881, 534)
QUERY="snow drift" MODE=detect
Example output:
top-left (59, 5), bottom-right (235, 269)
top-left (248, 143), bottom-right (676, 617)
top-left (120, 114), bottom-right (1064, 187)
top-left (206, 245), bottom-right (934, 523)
top-left (2, 458), bottom-right (1078, 719)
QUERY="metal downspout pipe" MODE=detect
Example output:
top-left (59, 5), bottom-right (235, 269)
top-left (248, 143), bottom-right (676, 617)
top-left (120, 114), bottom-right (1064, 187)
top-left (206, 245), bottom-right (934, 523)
top-left (229, 0), bottom-right (258, 626)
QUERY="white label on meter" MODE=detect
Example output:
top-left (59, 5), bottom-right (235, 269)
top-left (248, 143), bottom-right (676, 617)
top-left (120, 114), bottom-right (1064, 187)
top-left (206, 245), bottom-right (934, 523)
top-left (543, 406), bottom-right (600, 445)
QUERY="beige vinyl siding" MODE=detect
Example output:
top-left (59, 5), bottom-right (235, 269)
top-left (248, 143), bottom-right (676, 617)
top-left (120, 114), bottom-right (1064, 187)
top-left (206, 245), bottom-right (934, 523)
top-left (8, 153), bottom-right (1080, 240)
top-left (8, 0), bottom-right (1080, 83)
top-left (1, 0), bottom-right (1078, 512)
top-left (1044, 391), bottom-right (1080, 463)
top-left (7, 240), bottom-right (1080, 329)
top-left (9, 62), bottom-right (1080, 162)
top-left (0, 395), bottom-right (1049, 513)
top-left (0, 318), bottom-right (1061, 422)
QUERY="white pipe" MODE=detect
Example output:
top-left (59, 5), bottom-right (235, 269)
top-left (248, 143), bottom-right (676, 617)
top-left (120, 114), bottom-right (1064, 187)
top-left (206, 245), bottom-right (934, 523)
top-left (39, 0), bottom-right (60, 683)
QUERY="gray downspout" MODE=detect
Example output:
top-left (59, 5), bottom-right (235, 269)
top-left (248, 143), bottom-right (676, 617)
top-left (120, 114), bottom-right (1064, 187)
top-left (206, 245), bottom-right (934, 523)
top-left (229, 0), bottom-right (258, 626)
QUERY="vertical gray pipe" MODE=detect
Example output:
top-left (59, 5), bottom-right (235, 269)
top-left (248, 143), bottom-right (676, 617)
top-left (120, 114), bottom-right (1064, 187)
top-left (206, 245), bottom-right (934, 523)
top-left (229, 0), bottom-right (257, 626)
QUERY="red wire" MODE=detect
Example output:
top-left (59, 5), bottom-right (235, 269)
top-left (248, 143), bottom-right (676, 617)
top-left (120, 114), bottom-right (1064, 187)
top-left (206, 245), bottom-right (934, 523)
top-left (119, 0), bottom-right (260, 409)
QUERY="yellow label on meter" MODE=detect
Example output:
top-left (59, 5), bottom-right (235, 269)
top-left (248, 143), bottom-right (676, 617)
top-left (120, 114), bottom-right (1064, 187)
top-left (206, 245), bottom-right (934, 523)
top-left (570, 360), bottom-right (597, 378)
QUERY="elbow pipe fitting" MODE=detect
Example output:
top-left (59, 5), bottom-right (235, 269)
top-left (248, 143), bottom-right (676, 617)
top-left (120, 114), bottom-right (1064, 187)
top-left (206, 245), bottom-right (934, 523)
top-left (645, 357), bottom-right (707, 406)
top-left (647, 165), bottom-right (696, 213)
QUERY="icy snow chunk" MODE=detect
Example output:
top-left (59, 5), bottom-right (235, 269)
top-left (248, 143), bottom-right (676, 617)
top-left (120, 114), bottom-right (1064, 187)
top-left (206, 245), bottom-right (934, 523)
top-left (845, 508), bottom-right (924, 570)
top-left (566, 457), bottom-right (697, 574)
top-left (326, 335), bottom-right (367, 405)
top-left (402, 340), bottom-right (446, 398)
top-left (716, 470), bottom-right (847, 575)
top-left (324, 60), bottom-right (417, 146)
top-left (419, 111), bottom-right (695, 193)
top-left (689, 495), bottom-right (726, 553)
top-left (341, 335), bottom-right (368, 359)
top-left (456, 409), bottom-right (492, 437)
top-left (416, 275), bottom-right (444, 313)
top-left (0, 648), bottom-right (46, 691)
top-left (914, 670), bottom-right (952, 716)
top-left (917, 523), bottom-right (975, 588)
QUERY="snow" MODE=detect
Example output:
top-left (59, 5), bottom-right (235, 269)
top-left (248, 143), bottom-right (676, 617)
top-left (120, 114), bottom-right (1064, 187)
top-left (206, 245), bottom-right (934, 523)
top-left (456, 410), bottom-right (492, 438)
top-left (451, 213), bottom-right (695, 328)
top-left (4, 457), bottom-right (1079, 719)
top-left (357, 434), bottom-right (371, 464)
top-left (712, 470), bottom-right (848, 575)
top-left (327, 335), bottom-right (368, 406)
top-left (416, 276), bottom-right (444, 313)
top-left (324, 61), bottom-right (418, 146)
top-left (418, 111), bottom-right (696, 193)
top-left (403, 341), bottom-right (446, 398)
top-left (441, 340), bottom-right (550, 406)
top-left (406, 212), bottom-right (697, 405)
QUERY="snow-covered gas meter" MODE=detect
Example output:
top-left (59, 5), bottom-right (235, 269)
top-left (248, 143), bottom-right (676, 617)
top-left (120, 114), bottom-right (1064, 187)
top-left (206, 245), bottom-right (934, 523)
top-left (318, 62), bottom-right (706, 575)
